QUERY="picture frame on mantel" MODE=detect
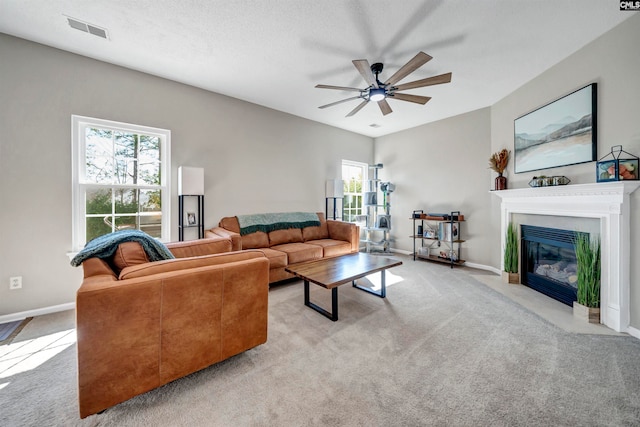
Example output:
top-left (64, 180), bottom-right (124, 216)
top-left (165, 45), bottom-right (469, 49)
top-left (514, 83), bottom-right (597, 173)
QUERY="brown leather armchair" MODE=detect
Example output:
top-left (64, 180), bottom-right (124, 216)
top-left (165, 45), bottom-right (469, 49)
top-left (76, 236), bottom-right (269, 418)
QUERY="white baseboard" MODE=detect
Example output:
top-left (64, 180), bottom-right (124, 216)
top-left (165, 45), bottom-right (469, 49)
top-left (389, 248), bottom-right (500, 274)
top-left (0, 302), bottom-right (75, 324)
top-left (390, 248), bottom-right (412, 255)
top-left (627, 325), bottom-right (640, 339)
top-left (464, 262), bottom-right (501, 275)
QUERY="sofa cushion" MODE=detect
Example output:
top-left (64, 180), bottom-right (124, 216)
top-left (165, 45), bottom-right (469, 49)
top-left (82, 257), bottom-right (118, 279)
top-left (218, 216), bottom-right (269, 249)
top-left (271, 243), bottom-right (323, 264)
top-left (269, 228), bottom-right (303, 246)
top-left (306, 239), bottom-right (353, 258)
top-left (112, 242), bottom-right (149, 272)
top-left (241, 232), bottom-right (270, 249)
top-left (302, 213), bottom-right (329, 241)
top-left (257, 248), bottom-right (288, 269)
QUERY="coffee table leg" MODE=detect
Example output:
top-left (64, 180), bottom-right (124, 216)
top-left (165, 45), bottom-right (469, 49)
top-left (304, 280), bottom-right (338, 321)
top-left (304, 279), bottom-right (310, 305)
top-left (352, 270), bottom-right (386, 298)
top-left (332, 287), bottom-right (338, 320)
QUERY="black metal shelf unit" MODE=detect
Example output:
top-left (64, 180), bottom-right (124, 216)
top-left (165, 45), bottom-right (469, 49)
top-left (325, 197), bottom-right (343, 220)
top-left (411, 210), bottom-right (465, 269)
top-left (178, 195), bottom-right (204, 241)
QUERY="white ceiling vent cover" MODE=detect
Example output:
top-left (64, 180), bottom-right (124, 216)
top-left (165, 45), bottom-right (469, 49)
top-left (65, 16), bottom-right (108, 39)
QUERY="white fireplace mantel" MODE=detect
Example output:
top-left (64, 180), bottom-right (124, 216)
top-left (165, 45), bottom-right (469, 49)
top-left (492, 182), bottom-right (640, 332)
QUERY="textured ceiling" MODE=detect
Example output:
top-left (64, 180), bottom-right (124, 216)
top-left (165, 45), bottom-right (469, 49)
top-left (0, 1), bottom-right (635, 137)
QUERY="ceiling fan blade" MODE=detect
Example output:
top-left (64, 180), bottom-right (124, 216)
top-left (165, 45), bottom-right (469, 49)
top-left (353, 59), bottom-right (379, 88)
top-left (346, 100), bottom-right (369, 117)
top-left (390, 93), bottom-right (432, 105)
top-left (393, 72), bottom-right (452, 91)
top-left (384, 51), bottom-right (432, 86)
top-left (318, 96), bottom-right (362, 109)
top-left (378, 99), bottom-right (392, 115)
top-left (315, 84), bottom-right (362, 92)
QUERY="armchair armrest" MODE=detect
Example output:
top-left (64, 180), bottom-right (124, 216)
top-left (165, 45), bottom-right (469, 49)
top-left (207, 227), bottom-right (241, 251)
top-left (326, 220), bottom-right (359, 252)
top-left (166, 236), bottom-right (232, 258)
top-left (118, 250), bottom-right (266, 280)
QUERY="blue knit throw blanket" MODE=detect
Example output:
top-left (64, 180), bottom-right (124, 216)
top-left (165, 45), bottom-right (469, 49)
top-left (70, 229), bottom-right (175, 267)
top-left (236, 212), bottom-right (320, 236)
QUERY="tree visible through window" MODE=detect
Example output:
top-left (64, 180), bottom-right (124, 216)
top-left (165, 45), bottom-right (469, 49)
top-left (72, 116), bottom-right (171, 251)
top-left (342, 160), bottom-right (367, 222)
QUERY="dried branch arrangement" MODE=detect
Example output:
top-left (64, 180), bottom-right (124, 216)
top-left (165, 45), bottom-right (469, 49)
top-left (489, 149), bottom-right (510, 174)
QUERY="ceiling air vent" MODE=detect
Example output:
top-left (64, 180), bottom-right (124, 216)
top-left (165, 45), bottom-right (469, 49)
top-left (65, 16), bottom-right (109, 39)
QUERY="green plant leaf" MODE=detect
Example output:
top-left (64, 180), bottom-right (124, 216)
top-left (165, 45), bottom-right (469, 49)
top-left (574, 232), bottom-right (600, 308)
top-left (504, 222), bottom-right (518, 273)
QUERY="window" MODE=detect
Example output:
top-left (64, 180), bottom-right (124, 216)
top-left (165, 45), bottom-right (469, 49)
top-left (342, 160), bottom-right (367, 222)
top-left (71, 116), bottom-right (171, 251)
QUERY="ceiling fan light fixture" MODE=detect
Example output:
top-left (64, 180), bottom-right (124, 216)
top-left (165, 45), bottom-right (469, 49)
top-left (369, 88), bottom-right (386, 102)
top-left (315, 52), bottom-right (452, 117)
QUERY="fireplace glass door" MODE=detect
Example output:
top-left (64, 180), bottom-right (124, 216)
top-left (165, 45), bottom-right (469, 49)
top-left (521, 225), bottom-right (586, 306)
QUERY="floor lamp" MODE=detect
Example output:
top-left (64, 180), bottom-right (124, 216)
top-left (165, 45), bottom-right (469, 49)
top-left (178, 166), bottom-right (205, 241)
top-left (325, 179), bottom-right (344, 220)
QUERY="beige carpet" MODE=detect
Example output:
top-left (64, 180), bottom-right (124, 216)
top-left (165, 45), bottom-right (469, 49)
top-left (469, 273), bottom-right (622, 336)
top-left (2, 254), bottom-right (640, 426)
top-left (0, 318), bottom-right (31, 343)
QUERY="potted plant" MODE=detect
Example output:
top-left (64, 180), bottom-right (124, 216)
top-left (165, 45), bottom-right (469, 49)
top-left (573, 233), bottom-right (601, 323)
top-left (489, 149), bottom-right (510, 190)
top-left (502, 222), bottom-right (519, 284)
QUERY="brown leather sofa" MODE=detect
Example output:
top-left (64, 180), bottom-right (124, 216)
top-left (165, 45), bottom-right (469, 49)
top-left (76, 236), bottom-right (269, 418)
top-left (206, 212), bottom-right (359, 284)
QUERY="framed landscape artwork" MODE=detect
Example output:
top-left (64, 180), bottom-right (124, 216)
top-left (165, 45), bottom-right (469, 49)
top-left (514, 83), bottom-right (597, 173)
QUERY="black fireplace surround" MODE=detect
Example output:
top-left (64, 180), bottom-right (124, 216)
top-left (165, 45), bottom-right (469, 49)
top-left (521, 225), bottom-right (588, 306)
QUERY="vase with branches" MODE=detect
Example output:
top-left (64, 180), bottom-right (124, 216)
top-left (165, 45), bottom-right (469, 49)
top-left (489, 149), bottom-right (510, 190)
top-left (573, 232), bottom-right (601, 322)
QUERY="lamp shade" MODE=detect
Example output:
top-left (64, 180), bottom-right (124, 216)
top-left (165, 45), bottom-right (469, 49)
top-left (178, 166), bottom-right (204, 195)
top-left (325, 179), bottom-right (344, 198)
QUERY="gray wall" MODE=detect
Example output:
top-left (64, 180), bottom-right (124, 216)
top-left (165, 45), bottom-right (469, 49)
top-left (2, 12), bottom-right (639, 326)
top-left (374, 108), bottom-right (493, 267)
top-left (490, 14), bottom-right (640, 327)
top-left (375, 13), bottom-right (640, 329)
top-left (0, 34), bottom-right (373, 316)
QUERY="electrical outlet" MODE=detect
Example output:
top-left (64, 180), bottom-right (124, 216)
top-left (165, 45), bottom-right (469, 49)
top-left (9, 276), bottom-right (22, 290)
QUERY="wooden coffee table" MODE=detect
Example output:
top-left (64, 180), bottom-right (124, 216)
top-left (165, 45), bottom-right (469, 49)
top-left (285, 252), bottom-right (403, 321)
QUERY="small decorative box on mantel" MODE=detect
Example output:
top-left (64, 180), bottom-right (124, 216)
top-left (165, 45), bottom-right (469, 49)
top-left (596, 145), bottom-right (638, 182)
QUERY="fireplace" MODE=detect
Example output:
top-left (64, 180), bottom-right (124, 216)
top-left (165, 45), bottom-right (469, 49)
top-left (493, 182), bottom-right (640, 332)
top-left (521, 225), bottom-right (587, 306)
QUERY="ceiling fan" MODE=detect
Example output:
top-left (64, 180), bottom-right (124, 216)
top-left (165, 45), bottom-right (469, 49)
top-left (315, 51), bottom-right (452, 117)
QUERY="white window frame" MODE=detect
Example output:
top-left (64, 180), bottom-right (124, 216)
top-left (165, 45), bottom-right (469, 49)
top-left (342, 159), bottom-right (368, 222)
top-left (71, 115), bottom-right (171, 252)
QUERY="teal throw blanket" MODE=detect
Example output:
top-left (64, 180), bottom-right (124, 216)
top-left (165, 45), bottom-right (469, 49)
top-left (70, 229), bottom-right (175, 267)
top-left (237, 212), bottom-right (320, 236)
